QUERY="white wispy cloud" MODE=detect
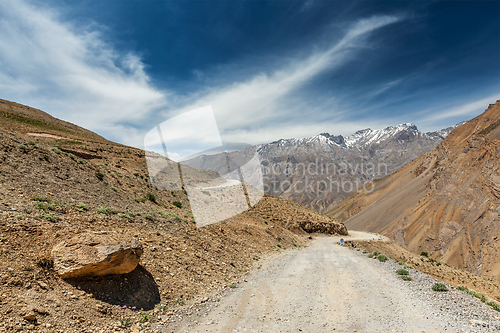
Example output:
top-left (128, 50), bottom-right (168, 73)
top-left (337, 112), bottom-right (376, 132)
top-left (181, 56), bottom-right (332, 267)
top-left (0, 1), bottom-right (406, 148)
top-left (0, 0), bottom-right (166, 143)
top-left (417, 94), bottom-right (500, 126)
top-left (167, 15), bottom-right (405, 143)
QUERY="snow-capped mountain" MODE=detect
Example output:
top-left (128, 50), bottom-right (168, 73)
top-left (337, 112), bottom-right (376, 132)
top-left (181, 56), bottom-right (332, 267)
top-left (184, 121), bottom-right (466, 213)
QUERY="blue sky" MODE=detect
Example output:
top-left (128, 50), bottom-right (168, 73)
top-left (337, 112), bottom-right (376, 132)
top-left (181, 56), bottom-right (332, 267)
top-left (0, 0), bottom-right (498, 157)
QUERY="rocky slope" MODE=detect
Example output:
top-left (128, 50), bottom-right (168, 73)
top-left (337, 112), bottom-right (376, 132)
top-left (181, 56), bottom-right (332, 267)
top-left (328, 100), bottom-right (500, 282)
top-left (184, 122), bottom-right (462, 213)
top-left (0, 99), bottom-right (345, 332)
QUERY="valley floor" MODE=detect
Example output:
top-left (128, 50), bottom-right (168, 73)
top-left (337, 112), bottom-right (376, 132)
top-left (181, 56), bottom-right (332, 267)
top-left (154, 233), bottom-right (500, 333)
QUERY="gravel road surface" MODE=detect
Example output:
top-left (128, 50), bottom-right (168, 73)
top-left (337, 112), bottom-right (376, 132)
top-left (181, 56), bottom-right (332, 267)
top-left (156, 232), bottom-right (500, 332)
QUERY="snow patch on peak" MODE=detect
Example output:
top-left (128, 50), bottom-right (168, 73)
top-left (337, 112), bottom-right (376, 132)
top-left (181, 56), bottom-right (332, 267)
top-left (345, 123), bottom-right (420, 148)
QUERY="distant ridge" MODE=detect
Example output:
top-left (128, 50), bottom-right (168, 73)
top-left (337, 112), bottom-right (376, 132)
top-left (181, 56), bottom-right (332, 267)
top-left (328, 100), bottom-right (500, 281)
top-left (184, 120), bottom-right (465, 213)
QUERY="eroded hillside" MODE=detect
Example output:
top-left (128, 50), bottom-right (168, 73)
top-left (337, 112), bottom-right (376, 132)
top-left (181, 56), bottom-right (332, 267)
top-left (328, 100), bottom-right (500, 281)
top-left (0, 99), bottom-right (346, 332)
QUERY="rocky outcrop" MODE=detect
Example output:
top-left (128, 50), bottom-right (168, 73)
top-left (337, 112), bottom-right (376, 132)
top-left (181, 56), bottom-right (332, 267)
top-left (298, 221), bottom-right (348, 235)
top-left (52, 232), bottom-right (143, 279)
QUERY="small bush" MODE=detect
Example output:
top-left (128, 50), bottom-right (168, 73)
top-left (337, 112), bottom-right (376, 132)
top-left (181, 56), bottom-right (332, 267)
top-left (28, 141), bottom-right (36, 146)
top-left (401, 276), bottom-right (412, 281)
top-left (228, 284), bottom-right (238, 289)
top-left (75, 203), bottom-right (88, 212)
top-left (487, 301), bottom-right (500, 312)
top-left (398, 262), bottom-right (413, 269)
top-left (110, 187), bottom-right (118, 192)
top-left (95, 172), bottom-right (104, 181)
top-left (32, 194), bottom-right (50, 202)
top-left (42, 154), bottom-right (49, 161)
top-left (373, 252), bottom-right (380, 256)
top-left (367, 253), bottom-right (374, 258)
top-left (19, 144), bottom-right (27, 150)
top-left (420, 252), bottom-right (428, 257)
top-left (146, 193), bottom-right (156, 203)
top-left (139, 312), bottom-right (154, 322)
top-left (119, 318), bottom-right (133, 327)
top-left (432, 283), bottom-right (448, 292)
top-left (457, 286), bottom-right (468, 292)
top-left (172, 201), bottom-right (182, 208)
top-left (38, 213), bottom-right (60, 222)
top-left (118, 212), bottom-right (134, 218)
top-left (96, 206), bottom-right (114, 214)
top-left (396, 269), bottom-right (409, 275)
top-left (145, 215), bottom-right (153, 220)
top-left (377, 254), bottom-right (388, 262)
top-left (52, 148), bottom-right (61, 154)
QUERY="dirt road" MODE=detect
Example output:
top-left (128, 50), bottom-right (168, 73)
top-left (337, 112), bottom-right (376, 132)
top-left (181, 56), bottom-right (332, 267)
top-left (159, 232), bottom-right (499, 332)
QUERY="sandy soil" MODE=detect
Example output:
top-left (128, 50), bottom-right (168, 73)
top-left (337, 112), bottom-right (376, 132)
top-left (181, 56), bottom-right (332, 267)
top-left (162, 233), bottom-right (463, 333)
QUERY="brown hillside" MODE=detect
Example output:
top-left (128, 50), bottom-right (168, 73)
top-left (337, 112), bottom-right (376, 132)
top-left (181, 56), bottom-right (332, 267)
top-left (0, 99), bottom-right (345, 332)
top-left (328, 100), bottom-right (500, 281)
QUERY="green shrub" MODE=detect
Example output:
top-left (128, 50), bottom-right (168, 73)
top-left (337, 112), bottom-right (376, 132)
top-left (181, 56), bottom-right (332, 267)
top-left (96, 206), bottom-right (114, 214)
top-left (172, 201), bottom-right (182, 208)
top-left (95, 172), bottom-right (104, 181)
top-left (28, 141), bottom-right (36, 146)
top-left (487, 301), bottom-right (500, 312)
top-left (457, 286), bottom-right (468, 292)
top-left (19, 144), bottom-right (27, 150)
top-left (377, 254), bottom-right (388, 262)
top-left (119, 318), bottom-right (133, 327)
top-left (396, 269), bottom-right (409, 275)
top-left (51, 148), bottom-right (61, 154)
top-left (139, 312), bottom-right (154, 322)
top-left (420, 252), bottom-right (428, 257)
top-left (32, 194), bottom-right (50, 202)
top-left (432, 283), bottom-right (448, 292)
top-left (146, 193), bottom-right (156, 203)
top-left (117, 212), bottom-right (134, 218)
top-left (367, 253), bottom-right (374, 258)
top-left (110, 187), bottom-right (118, 192)
top-left (145, 215), bottom-right (153, 220)
top-left (38, 213), bottom-right (60, 222)
top-left (42, 154), bottom-right (49, 161)
top-left (401, 276), bottom-right (412, 281)
top-left (75, 203), bottom-right (88, 212)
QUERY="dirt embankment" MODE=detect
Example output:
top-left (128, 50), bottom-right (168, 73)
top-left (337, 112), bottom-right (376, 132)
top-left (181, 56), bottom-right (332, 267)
top-left (346, 238), bottom-right (500, 303)
top-left (0, 99), bottom-right (347, 332)
top-left (328, 100), bottom-right (500, 282)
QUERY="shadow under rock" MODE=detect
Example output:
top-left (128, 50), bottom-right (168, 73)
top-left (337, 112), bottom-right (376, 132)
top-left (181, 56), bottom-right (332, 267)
top-left (65, 265), bottom-right (160, 310)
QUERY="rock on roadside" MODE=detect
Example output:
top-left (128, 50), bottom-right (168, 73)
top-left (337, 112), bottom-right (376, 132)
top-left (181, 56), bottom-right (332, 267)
top-left (51, 232), bottom-right (143, 278)
top-left (298, 221), bottom-right (348, 235)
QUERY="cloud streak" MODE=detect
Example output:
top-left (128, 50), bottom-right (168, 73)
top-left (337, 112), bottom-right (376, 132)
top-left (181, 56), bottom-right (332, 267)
top-left (1, 1), bottom-right (490, 152)
top-left (168, 15), bottom-right (404, 144)
top-left (0, 0), bottom-right (166, 142)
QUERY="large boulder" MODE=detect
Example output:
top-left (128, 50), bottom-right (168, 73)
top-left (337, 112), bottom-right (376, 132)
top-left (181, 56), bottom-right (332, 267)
top-left (298, 221), bottom-right (348, 235)
top-left (51, 232), bottom-right (143, 279)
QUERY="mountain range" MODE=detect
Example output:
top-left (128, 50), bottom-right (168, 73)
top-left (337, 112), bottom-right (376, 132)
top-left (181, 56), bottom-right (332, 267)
top-left (184, 121), bottom-right (464, 213)
top-left (328, 100), bottom-right (500, 280)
